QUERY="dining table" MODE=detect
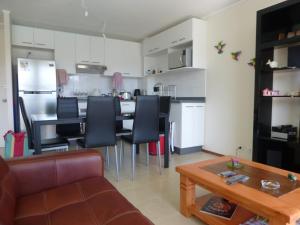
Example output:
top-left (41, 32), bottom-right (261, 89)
top-left (31, 113), bottom-right (170, 168)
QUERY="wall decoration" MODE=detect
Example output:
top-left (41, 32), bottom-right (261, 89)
top-left (231, 51), bottom-right (242, 61)
top-left (248, 58), bottom-right (256, 67)
top-left (214, 41), bottom-right (226, 54)
top-left (266, 59), bottom-right (278, 68)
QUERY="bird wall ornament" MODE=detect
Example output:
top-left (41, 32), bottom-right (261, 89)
top-left (231, 51), bottom-right (242, 61)
top-left (214, 41), bottom-right (226, 54)
top-left (248, 58), bottom-right (256, 67)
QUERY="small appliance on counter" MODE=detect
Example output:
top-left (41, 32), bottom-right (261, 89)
top-left (134, 89), bottom-right (141, 96)
top-left (153, 83), bottom-right (164, 96)
top-left (271, 125), bottom-right (298, 141)
top-left (120, 91), bottom-right (132, 100)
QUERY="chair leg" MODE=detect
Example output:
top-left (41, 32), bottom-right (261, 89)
top-left (131, 144), bottom-right (136, 180)
top-left (114, 145), bottom-right (119, 182)
top-left (120, 140), bottom-right (124, 167)
top-left (156, 141), bottom-right (162, 175)
top-left (106, 146), bottom-right (110, 169)
top-left (146, 143), bottom-right (149, 166)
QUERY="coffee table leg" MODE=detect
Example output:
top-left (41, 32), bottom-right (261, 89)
top-left (180, 175), bottom-right (195, 217)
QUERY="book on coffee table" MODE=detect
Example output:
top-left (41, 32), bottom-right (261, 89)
top-left (200, 196), bottom-right (237, 220)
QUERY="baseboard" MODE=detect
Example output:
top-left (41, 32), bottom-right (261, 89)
top-left (202, 149), bottom-right (224, 157)
top-left (174, 146), bottom-right (202, 155)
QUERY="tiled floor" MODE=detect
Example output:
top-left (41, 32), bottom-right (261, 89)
top-left (104, 143), bottom-right (216, 225)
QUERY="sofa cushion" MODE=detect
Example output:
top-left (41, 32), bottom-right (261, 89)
top-left (14, 177), bottom-right (153, 225)
top-left (0, 157), bottom-right (17, 225)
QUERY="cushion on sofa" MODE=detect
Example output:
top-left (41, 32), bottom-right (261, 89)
top-left (14, 177), bottom-right (153, 225)
top-left (0, 157), bottom-right (17, 225)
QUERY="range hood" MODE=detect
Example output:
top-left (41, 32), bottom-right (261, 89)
top-left (76, 64), bottom-right (107, 74)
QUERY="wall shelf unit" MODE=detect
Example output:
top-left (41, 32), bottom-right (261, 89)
top-left (253, 0), bottom-right (300, 172)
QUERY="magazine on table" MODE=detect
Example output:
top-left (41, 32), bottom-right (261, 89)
top-left (200, 196), bottom-right (237, 220)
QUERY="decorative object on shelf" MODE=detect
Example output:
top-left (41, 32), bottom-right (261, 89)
top-left (262, 88), bottom-right (273, 96)
top-left (231, 51), bottom-right (242, 61)
top-left (266, 59), bottom-right (278, 68)
top-left (226, 158), bottom-right (243, 169)
top-left (214, 41), bottom-right (226, 54)
top-left (248, 58), bottom-right (256, 67)
top-left (261, 180), bottom-right (280, 190)
top-left (287, 31), bottom-right (296, 38)
top-left (278, 32), bottom-right (286, 40)
top-left (288, 173), bottom-right (298, 182)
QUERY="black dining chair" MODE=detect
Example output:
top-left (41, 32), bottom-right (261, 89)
top-left (121, 95), bottom-right (161, 180)
top-left (114, 97), bottom-right (132, 165)
top-left (56, 97), bottom-right (83, 139)
top-left (77, 96), bottom-right (119, 181)
top-left (19, 97), bottom-right (69, 152)
top-left (159, 96), bottom-right (171, 133)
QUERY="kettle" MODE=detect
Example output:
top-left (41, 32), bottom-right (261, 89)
top-left (134, 89), bottom-right (141, 96)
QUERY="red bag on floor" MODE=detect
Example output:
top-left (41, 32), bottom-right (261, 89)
top-left (148, 135), bottom-right (165, 155)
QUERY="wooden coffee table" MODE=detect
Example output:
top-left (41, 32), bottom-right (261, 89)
top-left (176, 156), bottom-right (300, 225)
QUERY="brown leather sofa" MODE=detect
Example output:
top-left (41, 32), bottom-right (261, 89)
top-left (0, 150), bottom-right (154, 225)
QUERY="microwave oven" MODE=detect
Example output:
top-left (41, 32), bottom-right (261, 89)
top-left (168, 48), bottom-right (192, 70)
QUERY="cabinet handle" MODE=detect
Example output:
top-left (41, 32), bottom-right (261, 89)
top-left (123, 73), bottom-right (130, 75)
top-left (92, 61), bottom-right (101, 63)
top-left (179, 37), bottom-right (186, 42)
top-left (36, 43), bottom-right (46, 46)
top-left (81, 60), bottom-right (89, 63)
top-left (22, 41), bottom-right (32, 44)
top-left (2, 99), bottom-right (7, 103)
top-left (185, 106), bottom-right (194, 108)
top-left (171, 40), bottom-right (178, 44)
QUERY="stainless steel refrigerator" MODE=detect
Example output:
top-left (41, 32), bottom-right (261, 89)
top-left (17, 58), bottom-right (57, 139)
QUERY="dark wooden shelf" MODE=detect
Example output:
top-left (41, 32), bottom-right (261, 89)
top-left (261, 95), bottom-right (300, 98)
top-left (262, 67), bottom-right (300, 72)
top-left (258, 136), bottom-right (299, 144)
top-left (260, 36), bottom-right (300, 50)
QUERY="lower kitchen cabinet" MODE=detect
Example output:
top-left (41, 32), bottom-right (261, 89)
top-left (170, 102), bottom-right (205, 153)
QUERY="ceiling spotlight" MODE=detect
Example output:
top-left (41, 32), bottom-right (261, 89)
top-left (81, 0), bottom-right (89, 17)
top-left (84, 10), bottom-right (88, 17)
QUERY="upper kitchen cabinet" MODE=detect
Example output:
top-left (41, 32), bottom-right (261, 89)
top-left (75, 34), bottom-right (105, 65)
top-left (12, 25), bottom-right (54, 49)
top-left (90, 36), bottom-right (105, 64)
top-left (143, 18), bottom-right (207, 75)
top-left (105, 38), bottom-right (142, 77)
top-left (75, 34), bottom-right (91, 63)
top-left (54, 31), bottom-right (76, 74)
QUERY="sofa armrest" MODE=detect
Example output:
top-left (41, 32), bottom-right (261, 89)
top-left (7, 150), bottom-right (104, 197)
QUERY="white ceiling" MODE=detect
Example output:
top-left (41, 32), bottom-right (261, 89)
top-left (0, 0), bottom-right (241, 41)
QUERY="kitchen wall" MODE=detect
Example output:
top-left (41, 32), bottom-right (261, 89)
top-left (62, 74), bottom-right (141, 97)
top-left (204, 0), bottom-right (286, 158)
top-left (144, 70), bottom-right (206, 97)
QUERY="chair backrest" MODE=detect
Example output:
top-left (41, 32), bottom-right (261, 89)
top-left (56, 97), bottom-right (81, 136)
top-left (159, 96), bottom-right (171, 132)
top-left (19, 97), bottom-right (33, 149)
top-left (132, 96), bottom-right (160, 144)
top-left (84, 96), bottom-right (116, 148)
top-left (114, 97), bottom-right (123, 131)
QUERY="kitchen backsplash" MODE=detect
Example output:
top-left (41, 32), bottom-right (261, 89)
top-left (61, 74), bottom-right (141, 97)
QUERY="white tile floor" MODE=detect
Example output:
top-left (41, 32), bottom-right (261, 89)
top-left (104, 143), bottom-right (216, 225)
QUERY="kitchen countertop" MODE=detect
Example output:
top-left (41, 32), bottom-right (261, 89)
top-left (75, 96), bottom-right (205, 103)
top-left (171, 97), bottom-right (206, 103)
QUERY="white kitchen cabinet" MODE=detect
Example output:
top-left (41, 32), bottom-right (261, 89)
top-left (75, 34), bottom-right (90, 63)
top-left (143, 33), bottom-right (167, 56)
top-left (90, 36), bottom-right (105, 65)
top-left (12, 25), bottom-right (54, 49)
top-left (54, 31), bottom-right (76, 74)
top-left (170, 102), bottom-right (205, 150)
top-left (166, 19), bottom-right (193, 48)
top-left (121, 101), bottom-right (135, 129)
top-left (33, 28), bottom-right (54, 49)
top-left (12, 25), bottom-right (34, 47)
top-left (105, 38), bottom-right (142, 77)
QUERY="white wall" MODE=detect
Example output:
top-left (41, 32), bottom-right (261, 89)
top-left (144, 70), bottom-right (206, 97)
top-left (204, 0), bottom-right (285, 158)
